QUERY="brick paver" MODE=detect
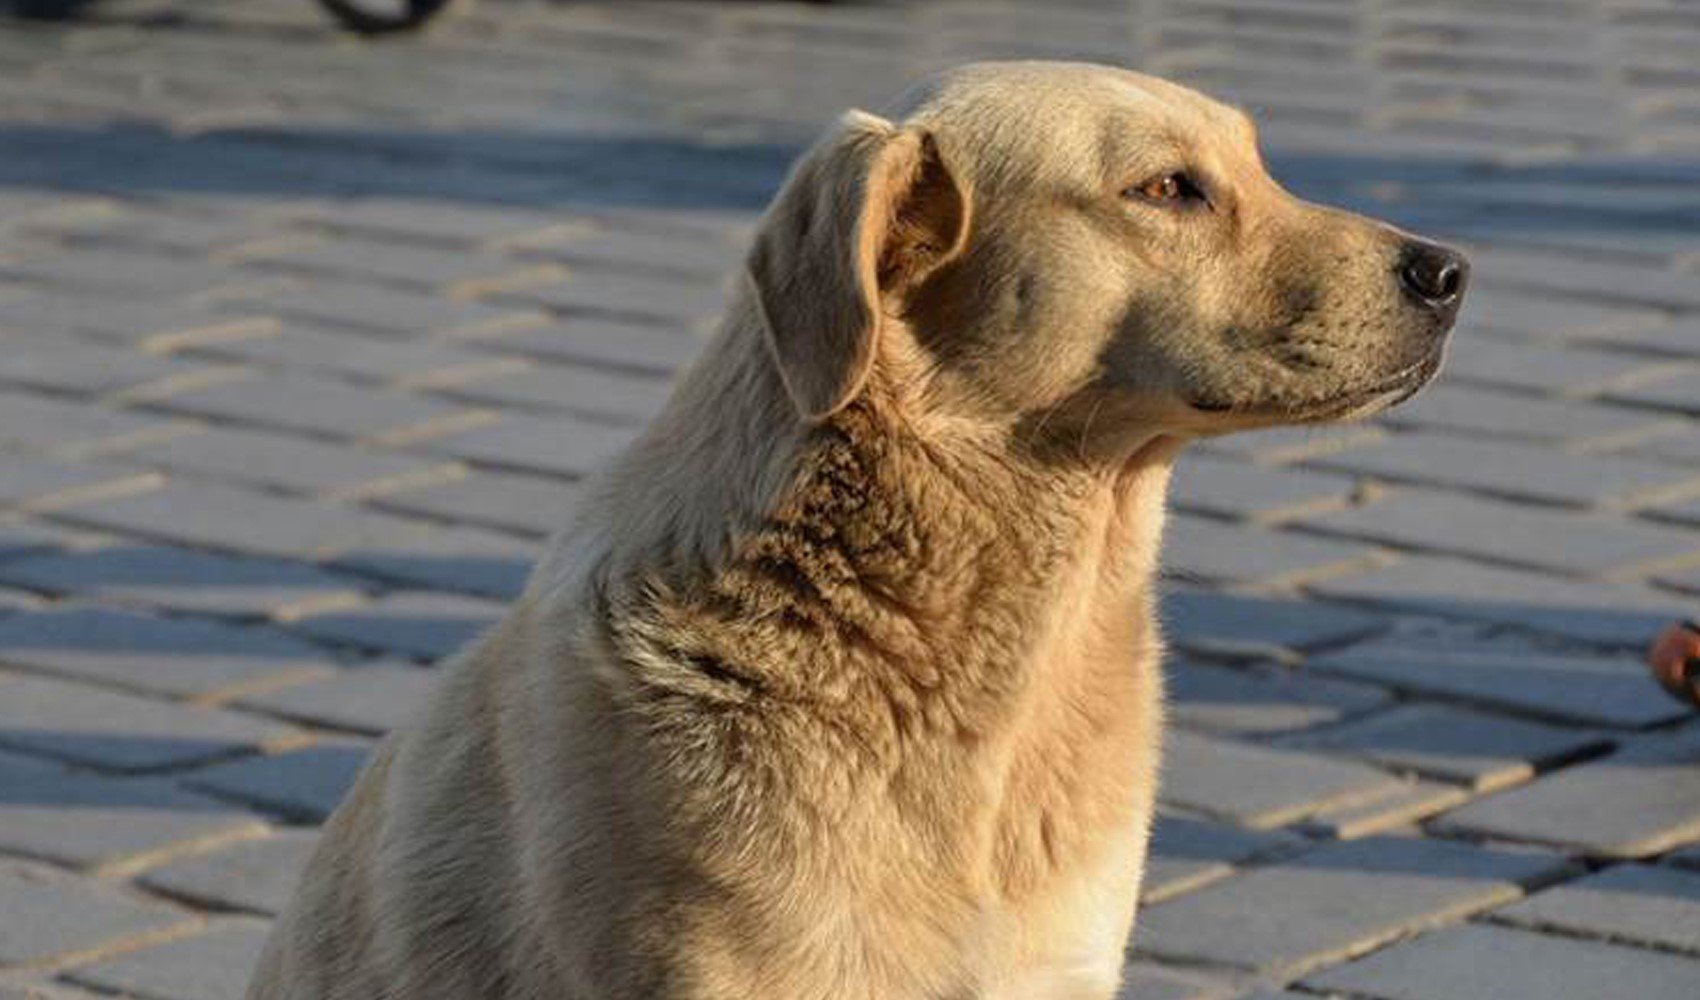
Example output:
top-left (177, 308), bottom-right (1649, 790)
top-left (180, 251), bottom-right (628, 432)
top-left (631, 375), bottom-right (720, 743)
top-left (1305, 923), bottom-right (1700, 1000)
top-left (1308, 634), bottom-right (1688, 729)
top-left (61, 920), bottom-right (270, 1000)
top-left (1135, 835), bottom-right (1569, 978)
top-left (136, 829), bottom-right (319, 918)
top-left (1282, 703), bottom-right (1611, 793)
top-left (1494, 863), bottom-right (1700, 955)
top-left (1, 0), bottom-right (1698, 996)
top-left (1435, 723), bottom-right (1700, 859)
top-left (0, 861), bottom-right (195, 969)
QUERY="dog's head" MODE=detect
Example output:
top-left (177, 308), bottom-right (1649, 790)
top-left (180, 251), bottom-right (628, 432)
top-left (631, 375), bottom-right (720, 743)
top-left (746, 61), bottom-right (1465, 461)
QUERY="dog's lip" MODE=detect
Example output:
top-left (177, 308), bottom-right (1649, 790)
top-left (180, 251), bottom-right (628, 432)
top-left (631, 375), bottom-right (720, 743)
top-left (1191, 351), bottom-right (1442, 420)
top-left (1306, 353), bottom-right (1442, 418)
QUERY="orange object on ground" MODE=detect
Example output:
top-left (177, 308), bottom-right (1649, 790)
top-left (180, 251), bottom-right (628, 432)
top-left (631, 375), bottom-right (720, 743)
top-left (1648, 620), bottom-right (1700, 709)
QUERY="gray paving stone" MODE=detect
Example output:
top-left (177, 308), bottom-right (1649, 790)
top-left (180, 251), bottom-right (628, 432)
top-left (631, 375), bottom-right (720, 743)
top-left (1165, 516), bottom-right (1388, 588)
top-left (465, 317), bottom-right (705, 376)
top-left (0, 522), bottom-right (83, 567)
top-left (329, 524), bottom-right (537, 600)
top-left (1436, 724), bottom-right (1700, 858)
top-left (1307, 555), bottom-right (1694, 647)
top-left (1295, 488), bottom-right (1700, 579)
top-left (1378, 383), bottom-right (1675, 449)
top-left (415, 411), bottom-right (637, 478)
top-left (0, 672), bottom-right (304, 773)
top-left (518, 225), bottom-right (739, 279)
top-left (0, 297), bottom-right (277, 353)
top-left (488, 271), bottom-right (725, 329)
top-left (0, 983), bottom-right (109, 999)
top-left (1454, 289), bottom-right (1665, 342)
top-left (242, 237), bottom-right (546, 296)
top-left (1112, 962), bottom-right (1232, 1000)
top-left (0, 606), bottom-right (333, 700)
top-left (0, 393), bottom-right (188, 458)
top-left (185, 741), bottom-right (374, 822)
top-left (1284, 703), bottom-right (1613, 792)
top-left (46, 209), bottom-right (281, 258)
top-left (1168, 456), bottom-right (1357, 523)
top-left (1136, 835), bottom-right (1569, 977)
top-left (369, 467), bottom-right (582, 538)
top-left (0, 248), bottom-right (260, 300)
top-left (0, 751), bottom-right (263, 875)
top-left (137, 828), bottom-right (318, 917)
top-left (1309, 636), bottom-right (1688, 729)
top-left (1641, 488), bottom-right (1700, 531)
top-left (0, 192), bottom-right (111, 233)
top-left (1667, 843), bottom-right (1700, 871)
top-left (235, 663), bottom-right (437, 735)
top-left (1167, 661), bottom-right (1391, 735)
top-left (1475, 246), bottom-right (1700, 310)
top-left (0, 545), bottom-right (367, 619)
top-left (1161, 590), bottom-right (1387, 661)
top-left (1584, 317), bottom-right (1700, 360)
top-left (1306, 433), bottom-right (1700, 510)
top-left (1656, 560), bottom-right (1700, 596)
top-left (1603, 369), bottom-right (1700, 417)
top-left (0, 341), bottom-right (197, 398)
top-left (1393, 174), bottom-right (1700, 220)
top-left (1305, 923), bottom-right (1700, 1000)
top-left (287, 591), bottom-right (502, 662)
top-left (139, 370), bottom-right (485, 445)
top-left (435, 361), bottom-right (672, 424)
top-left (64, 919), bottom-right (270, 1000)
top-left (0, 457), bottom-right (160, 513)
top-left (289, 197), bottom-right (576, 249)
top-left (1295, 778), bottom-right (1471, 840)
top-left (1495, 863), bottom-right (1700, 954)
top-left (1627, 424), bottom-right (1700, 469)
top-left (55, 481), bottom-right (437, 561)
top-left (1442, 335), bottom-right (1680, 397)
top-left (0, 861), bottom-right (195, 969)
top-left (115, 426), bottom-right (457, 499)
top-left (1143, 813), bottom-right (1299, 905)
top-left (0, 589), bottom-right (35, 617)
top-left (185, 323), bottom-right (520, 388)
top-left (231, 283), bottom-right (539, 339)
top-left (1194, 424), bottom-right (1388, 465)
top-left (1160, 729), bottom-right (1404, 830)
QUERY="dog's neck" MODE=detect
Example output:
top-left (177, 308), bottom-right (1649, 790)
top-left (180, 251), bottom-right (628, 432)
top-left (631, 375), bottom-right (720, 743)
top-left (565, 307), bottom-right (1175, 732)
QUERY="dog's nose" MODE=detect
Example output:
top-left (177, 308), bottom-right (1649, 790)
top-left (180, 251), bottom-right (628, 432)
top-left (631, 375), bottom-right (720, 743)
top-left (1397, 241), bottom-right (1468, 311)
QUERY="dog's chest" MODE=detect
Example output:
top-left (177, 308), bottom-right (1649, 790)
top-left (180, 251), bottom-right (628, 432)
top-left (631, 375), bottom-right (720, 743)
top-left (976, 620), bottom-right (1164, 996)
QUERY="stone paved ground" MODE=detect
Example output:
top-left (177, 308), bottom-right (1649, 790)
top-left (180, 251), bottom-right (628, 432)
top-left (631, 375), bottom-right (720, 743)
top-left (0, 0), bottom-right (1697, 996)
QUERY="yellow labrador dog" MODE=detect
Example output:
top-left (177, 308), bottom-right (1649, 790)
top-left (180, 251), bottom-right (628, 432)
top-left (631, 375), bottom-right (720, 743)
top-left (249, 61), bottom-right (1465, 1000)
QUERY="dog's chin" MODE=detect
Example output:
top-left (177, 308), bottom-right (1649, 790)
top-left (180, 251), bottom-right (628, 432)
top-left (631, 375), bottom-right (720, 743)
top-left (1190, 350), bottom-right (1444, 428)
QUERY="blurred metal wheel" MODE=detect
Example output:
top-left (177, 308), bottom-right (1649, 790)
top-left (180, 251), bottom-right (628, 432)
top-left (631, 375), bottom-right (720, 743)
top-left (317, 0), bottom-right (462, 34)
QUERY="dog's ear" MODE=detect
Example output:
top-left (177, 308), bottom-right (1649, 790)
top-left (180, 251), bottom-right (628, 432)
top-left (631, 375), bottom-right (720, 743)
top-left (747, 110), bottom-right (969, 421)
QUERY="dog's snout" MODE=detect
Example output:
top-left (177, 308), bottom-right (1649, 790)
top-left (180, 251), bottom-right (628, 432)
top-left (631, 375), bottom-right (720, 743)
top-left (1397, 241), bottom-right (1468, 312)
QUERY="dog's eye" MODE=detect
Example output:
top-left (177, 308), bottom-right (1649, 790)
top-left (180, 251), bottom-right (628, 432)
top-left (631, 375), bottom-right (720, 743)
top-left (1125, 172), bottom-right (1207, 206)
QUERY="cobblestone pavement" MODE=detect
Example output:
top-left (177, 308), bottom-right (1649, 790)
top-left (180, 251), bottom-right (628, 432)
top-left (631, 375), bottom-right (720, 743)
top-left (0, 0), bottom-right (1698, 997)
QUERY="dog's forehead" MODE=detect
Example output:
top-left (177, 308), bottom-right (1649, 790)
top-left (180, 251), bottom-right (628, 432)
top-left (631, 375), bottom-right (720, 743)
top-left (898, 61), bottom-right (1250, 186)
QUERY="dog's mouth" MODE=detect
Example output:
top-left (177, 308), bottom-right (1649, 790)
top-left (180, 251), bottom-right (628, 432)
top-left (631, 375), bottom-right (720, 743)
top-left (1190, 350), bottom-right (1443, 422)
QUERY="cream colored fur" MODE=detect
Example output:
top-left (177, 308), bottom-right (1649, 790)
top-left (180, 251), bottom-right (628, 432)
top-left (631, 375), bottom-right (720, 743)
top-left (248, 61), bottom-right (1459, 1000)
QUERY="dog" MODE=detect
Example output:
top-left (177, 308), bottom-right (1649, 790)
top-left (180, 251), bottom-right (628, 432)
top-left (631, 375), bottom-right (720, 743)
top-left (248, 60), bottom-right (1465, 1000)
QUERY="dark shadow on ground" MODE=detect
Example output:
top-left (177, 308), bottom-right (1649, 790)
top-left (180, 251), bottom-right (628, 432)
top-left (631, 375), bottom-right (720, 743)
top-left (0, 123), bottom-right (797, 212)
top-left (1, 121), bottom-right (1697, 233)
